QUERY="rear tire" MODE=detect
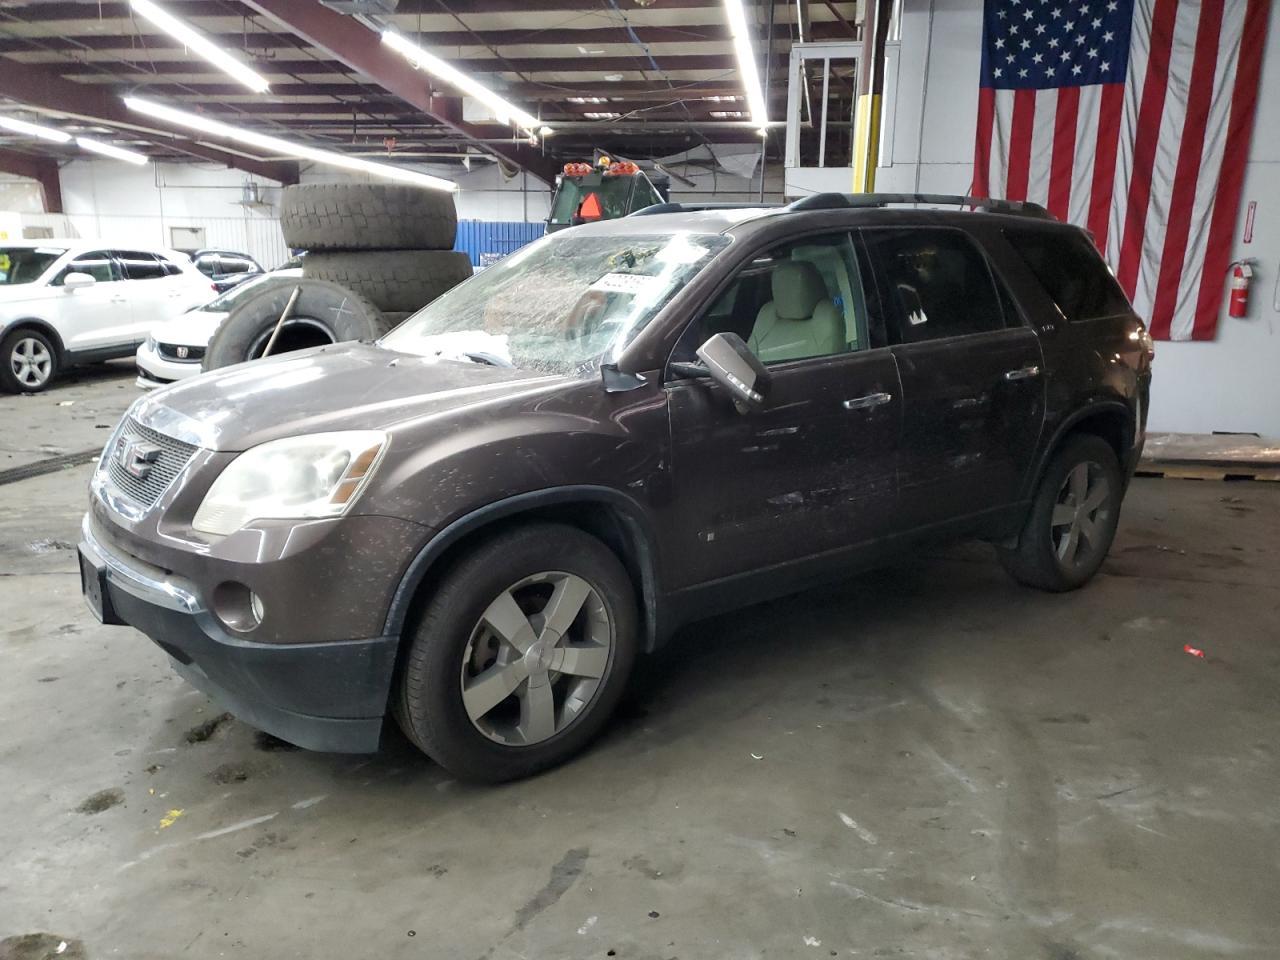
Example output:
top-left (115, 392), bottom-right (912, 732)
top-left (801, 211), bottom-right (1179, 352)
top-left (1, 327), bottom-right (58, 394)
top-left (395, 523), bottom-right (638, 783)
top-left (202, 279), bottom-right (391, 372)
top-left (280, 183), bottom-right (458, 251)
top-left (302, 250), bottom-right (472, 313)
top-left (997, 434), bottom-right (1124, 591)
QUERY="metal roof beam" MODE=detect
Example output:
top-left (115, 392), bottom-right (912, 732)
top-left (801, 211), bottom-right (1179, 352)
top-left (0, 63), bottom-right (299, 183)
top-left (237, 0), bottom-right (559, 183)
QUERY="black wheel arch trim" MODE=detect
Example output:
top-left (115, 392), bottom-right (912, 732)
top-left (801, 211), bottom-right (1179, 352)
top-left (2, 318), bottom-right (66, 359)
top-left (1025, 399), bottom-right (1136, 499)
top-left (382, 485), bottom-right (665, 650)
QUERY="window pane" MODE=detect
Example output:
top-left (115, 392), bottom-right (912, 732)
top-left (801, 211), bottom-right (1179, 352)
top-left (1005, 227), bottom-right (1132, 322)
top-left (116, 251), bottom-right (167, 281)
top-left (676, 233), bottom-right (866, 366)
top-left (55, 251), bottom-right (116, 284)
top-left (863, 228), bottom-right (1005, 343)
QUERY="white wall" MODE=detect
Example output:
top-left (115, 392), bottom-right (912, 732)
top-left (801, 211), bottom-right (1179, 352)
top-left (880, 0), bottom-right (1280, 437)
top-left (58, 160), bottom-right (292, 268)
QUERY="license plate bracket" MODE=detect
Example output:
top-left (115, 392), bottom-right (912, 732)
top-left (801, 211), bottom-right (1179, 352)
top-left (79, 547), bottom-right (122, 625)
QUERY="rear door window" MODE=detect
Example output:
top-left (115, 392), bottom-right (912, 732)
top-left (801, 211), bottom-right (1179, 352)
top-left (115, 251), bottom-right (168, 281)
top-left (219, 256), bottom-right (257, 275)
top-left (1004, 227), bottom-right (1132, 322)
top-left (862, 227), bottom-right (1006, 344)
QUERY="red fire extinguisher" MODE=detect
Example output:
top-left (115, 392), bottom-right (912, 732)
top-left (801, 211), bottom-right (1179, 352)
top-left (1228, 260), bottom-right (1254, 318)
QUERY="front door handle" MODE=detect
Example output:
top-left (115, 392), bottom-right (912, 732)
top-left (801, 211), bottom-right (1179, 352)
top-left (1003, 365), bottom-right (1041, 382)
top-left (843, 391), bottom-right (893, 411)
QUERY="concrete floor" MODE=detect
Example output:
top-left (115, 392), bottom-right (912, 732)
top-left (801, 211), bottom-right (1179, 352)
top-left (2, 367), bottom-right (1278, 960)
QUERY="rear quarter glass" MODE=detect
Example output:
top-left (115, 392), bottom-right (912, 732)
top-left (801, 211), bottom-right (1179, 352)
top-left (1003, 226), bottom-right (1133, 323)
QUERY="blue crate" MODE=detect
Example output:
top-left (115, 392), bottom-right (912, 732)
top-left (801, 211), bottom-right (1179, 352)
top-left (454, 220), bottom-right (546, 268)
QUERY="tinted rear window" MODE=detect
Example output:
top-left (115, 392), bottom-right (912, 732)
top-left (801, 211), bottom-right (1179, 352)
top-left (1005, 227), bottom-right (1132, 322)
top-left (116, 251), bottom-right (168, 281)
top-left (862, 227), bottom-right (1006, 343)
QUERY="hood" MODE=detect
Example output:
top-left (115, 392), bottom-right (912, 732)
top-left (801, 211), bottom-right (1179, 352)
top-left (131, 341), bottom-right (568, 452)
top-left (150, 308), bottom-right (228, 347)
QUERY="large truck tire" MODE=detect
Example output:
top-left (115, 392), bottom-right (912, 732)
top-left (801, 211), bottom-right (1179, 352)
top-left (202, 279), bottom-right (392, 372)
top-left (301, 250), bottom-right (473, 314)
top-left (280, 183), bottom-right (458, 251)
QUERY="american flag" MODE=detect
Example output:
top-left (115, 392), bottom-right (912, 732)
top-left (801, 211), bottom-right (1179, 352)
top-left (972, 0), bottom-right (1268, 340)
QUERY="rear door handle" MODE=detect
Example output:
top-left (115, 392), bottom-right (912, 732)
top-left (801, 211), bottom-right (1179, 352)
top-left (843, 392), bottom-right (893, 411)
top-left (1003, 365), bottom-right (1041, 382)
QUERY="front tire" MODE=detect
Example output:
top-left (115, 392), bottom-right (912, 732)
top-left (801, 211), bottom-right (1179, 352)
top-left (395, 523), bottom-right (639, 782)
top-left (1, 328), bottom-right (58, 394)
top-left (997, 434), bottom-right (1124, 591)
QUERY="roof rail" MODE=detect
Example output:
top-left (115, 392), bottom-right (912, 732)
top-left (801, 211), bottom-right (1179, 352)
top-left (787, 193), bottom-right (1055, 220)
top-left (629, 201), bottom-right (780, 217)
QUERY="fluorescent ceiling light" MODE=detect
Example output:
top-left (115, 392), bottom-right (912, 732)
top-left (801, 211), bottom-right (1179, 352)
top-left (124, 96), bottom-right (456, 192)
top-left (381, 30), bottom-right (541, 140)
top-left (129, 0), bottom-right (270, 93)
top-left (0, 115), bottom-right (72, 143)
top-left (77, 137), bottom-right (149, 165)
top-left (721, 0), bottom-right (769, 131)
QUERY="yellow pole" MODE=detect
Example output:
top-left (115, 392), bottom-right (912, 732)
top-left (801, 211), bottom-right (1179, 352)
top-left (852, 93), bottom-right (882, 193)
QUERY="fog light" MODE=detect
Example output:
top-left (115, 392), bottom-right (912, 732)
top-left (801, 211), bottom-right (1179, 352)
top-left (212, 581), bottom-right (262, 632)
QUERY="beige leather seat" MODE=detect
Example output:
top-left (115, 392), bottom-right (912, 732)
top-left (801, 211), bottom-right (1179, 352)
top-left (748, 261), bottom-right (845, 363)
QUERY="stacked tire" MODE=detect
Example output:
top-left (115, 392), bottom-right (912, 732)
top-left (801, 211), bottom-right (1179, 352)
top-left (203, 183), bottom-right (473, 372)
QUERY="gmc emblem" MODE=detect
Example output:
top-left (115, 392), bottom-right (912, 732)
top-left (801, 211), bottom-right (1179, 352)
top-left (116, 438), bottom-right (161, 480)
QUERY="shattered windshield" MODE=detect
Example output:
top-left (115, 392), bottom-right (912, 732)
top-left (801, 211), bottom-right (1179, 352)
top-left (380, 231), bottom-right (730, 376)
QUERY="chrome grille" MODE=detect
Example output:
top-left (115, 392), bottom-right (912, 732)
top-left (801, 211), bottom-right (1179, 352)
top-left (157, 342), bottom-right (205, 362)
top-left (105, 417), bottom-right (197, 508)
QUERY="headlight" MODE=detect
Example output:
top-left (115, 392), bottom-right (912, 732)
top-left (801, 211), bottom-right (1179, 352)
top-left (144, 335), bottom-right (156, 352)
top-left (192, 431), bottom-right (388, 536)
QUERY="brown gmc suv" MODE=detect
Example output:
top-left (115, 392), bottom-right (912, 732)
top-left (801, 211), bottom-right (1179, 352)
top-left (80, 194), bottom-right (1153, 782)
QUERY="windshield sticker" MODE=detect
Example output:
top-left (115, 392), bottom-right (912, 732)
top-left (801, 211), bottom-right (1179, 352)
top-left (608, 247), bottom-right (657, 270)
top-left (590, 272), bottom-right (663, 295)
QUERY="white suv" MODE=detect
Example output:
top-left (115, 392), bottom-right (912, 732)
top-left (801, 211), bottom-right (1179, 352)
top-left (0, 241), bottom-right (214, 393)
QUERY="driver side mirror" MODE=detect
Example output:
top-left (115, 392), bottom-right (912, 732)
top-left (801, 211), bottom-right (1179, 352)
top-left (695, 332), bottom-right (770, 413)
top-left (61, 272), bottom-right (96, 290)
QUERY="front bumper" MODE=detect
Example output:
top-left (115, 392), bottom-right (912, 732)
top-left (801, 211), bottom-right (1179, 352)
top-left (79, 515), bottom-right (400, 753)
top-left (135, 342), bottom-right (201, 390)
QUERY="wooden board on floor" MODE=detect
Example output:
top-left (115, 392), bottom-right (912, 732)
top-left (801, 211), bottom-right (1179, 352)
top-left (1138, 432), bottom-right (1280, 482)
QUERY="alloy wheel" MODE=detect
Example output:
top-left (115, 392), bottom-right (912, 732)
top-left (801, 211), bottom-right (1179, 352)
top-left (460, 571), bottom-right (613, 746)
top-left (1051, 461), bottom-right (1112, 569)
top-left (11, 337), bottom-right (52, 388)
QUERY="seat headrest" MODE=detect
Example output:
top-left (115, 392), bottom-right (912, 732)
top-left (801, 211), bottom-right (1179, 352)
top-left (771, 261), bottom-right (828, 320)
